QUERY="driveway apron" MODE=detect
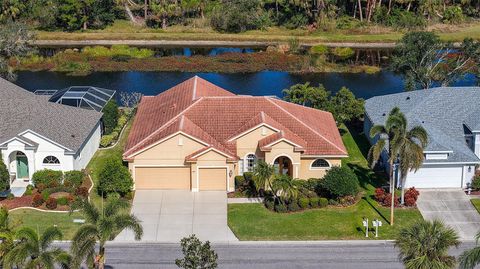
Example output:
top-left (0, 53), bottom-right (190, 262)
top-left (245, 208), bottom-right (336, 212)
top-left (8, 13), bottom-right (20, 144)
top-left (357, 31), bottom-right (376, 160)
top-left (416, 189), bottom-right (480, 240)
top-left (114, 190), bottom-right (238, 243)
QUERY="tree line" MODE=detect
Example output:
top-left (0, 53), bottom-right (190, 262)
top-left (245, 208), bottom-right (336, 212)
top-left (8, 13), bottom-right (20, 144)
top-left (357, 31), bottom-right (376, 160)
top-left (1, 0), bottom-right (479, 32)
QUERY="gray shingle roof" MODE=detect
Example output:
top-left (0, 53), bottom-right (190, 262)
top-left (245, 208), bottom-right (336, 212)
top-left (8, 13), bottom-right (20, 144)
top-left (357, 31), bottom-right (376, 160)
top-left (0, 78), bottom-right (102, 154)
top-left (365, 87), bottom-right (480, 164)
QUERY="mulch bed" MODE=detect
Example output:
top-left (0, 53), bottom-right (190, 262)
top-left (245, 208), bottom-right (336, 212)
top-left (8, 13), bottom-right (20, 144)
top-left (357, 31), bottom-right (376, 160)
top-left (0, 195), bottom-right (33, 210)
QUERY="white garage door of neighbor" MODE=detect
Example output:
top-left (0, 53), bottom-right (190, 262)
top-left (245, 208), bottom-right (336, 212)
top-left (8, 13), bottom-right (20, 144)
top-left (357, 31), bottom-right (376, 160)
top-left (405, 166), bottom-right (463, 188)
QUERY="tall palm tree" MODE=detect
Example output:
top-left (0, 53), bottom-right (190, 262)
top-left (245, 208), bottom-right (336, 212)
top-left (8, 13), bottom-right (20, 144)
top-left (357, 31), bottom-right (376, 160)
top-left (272, 174), bottom-right (299, 204)
top-left (2, 226), bottom-right (70, 269)
top-left (395, 219), bottom-right (460, 269)
top-left (458, 231), bottom-right (480, 269)
top-left (368, 107), bottom-right (428, 225)
top-left (70, 196), bottom-right (143, 269)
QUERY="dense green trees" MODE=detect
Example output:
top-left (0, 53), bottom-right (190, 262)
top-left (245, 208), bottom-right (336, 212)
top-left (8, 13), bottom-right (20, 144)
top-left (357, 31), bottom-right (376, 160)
top-left (103, 99), bottom-right (120, 134)
top-left (175, 235), bottom-right (218, 269)
top-left (97, 156), bottom-right (133, 196)
top-left (391, 31), bottom-right (480, 90)
top-left (0, 158), bottom-right (9, 192)
top-left (282, 83), bottom-right (364, 124)
top-left (1, 0), bottom-right (479, 32)
top-left (0, 22), bottom-right (33, 80)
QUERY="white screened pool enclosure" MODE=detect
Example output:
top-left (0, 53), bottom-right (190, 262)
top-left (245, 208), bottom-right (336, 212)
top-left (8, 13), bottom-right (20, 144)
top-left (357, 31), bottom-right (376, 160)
top-left (34, 86), bottom-right (116, 112)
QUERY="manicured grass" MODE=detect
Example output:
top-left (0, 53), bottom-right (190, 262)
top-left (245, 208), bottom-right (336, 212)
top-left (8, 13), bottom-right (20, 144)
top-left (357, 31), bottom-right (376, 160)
top-left (87, 119), bottom-right (133, 208)
top-left (9, 209), bottom-right (83, 240)
top-left (228, 124), bottom-right (423, 240)
top-left (471, 199), bottom-right (480, 213)
top-left (36, 20), bottom-right (480, 43)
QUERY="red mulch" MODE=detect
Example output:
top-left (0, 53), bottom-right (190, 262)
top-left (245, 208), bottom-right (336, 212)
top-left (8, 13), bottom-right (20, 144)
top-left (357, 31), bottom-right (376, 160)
top-left (0, 195), bottom-right (33, 210)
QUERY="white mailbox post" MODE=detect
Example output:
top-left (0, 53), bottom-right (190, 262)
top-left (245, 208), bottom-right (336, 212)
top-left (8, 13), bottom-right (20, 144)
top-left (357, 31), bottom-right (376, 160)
top-left (362, 217), bottom-right (369, 238)
top-left (372, 219), bottom-right (383, 238)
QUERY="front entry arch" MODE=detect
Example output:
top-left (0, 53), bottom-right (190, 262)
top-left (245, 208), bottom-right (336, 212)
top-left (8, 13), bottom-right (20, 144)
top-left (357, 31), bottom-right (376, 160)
top-left (8, 151), bottom-right (29, 180)
top-left (273, 156), bottom-right (293, 177)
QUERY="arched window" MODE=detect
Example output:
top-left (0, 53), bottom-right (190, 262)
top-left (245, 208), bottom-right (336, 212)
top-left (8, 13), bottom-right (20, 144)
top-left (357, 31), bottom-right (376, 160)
top-left (245, 154), bottom-right (257, 172)
top-left (311, 159), bottom-right (330, 169)
top-left (43, 156), bottom-right (60, 164)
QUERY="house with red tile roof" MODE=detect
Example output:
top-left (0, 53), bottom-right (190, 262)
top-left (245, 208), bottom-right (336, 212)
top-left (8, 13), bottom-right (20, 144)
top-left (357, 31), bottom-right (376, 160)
top-left (124, 76), bottom-right (347, 192)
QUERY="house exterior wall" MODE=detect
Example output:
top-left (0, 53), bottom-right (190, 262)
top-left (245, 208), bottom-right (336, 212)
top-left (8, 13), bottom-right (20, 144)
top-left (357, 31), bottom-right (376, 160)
top-left (74, 122), bottom-right (101, 170)
top-left (299, 158), bottom-right (342, 179)
top-left (194, 150), bottom-right (234, 192)
top-left (265, 141), bottom-right (301, 178)
top-left (235, 126), bottom-right (275, 159)
top-left (474, 132), bottom-right (480, 158)
top-left (22, 132), bottom-right (74, 172)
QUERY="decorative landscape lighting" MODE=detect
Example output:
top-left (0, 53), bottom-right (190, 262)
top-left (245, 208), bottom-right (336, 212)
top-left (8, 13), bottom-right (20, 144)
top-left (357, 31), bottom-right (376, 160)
top-left (362, 217), bottom-right (369, 238)
top-left (372, 219), bottom-right (382, 238)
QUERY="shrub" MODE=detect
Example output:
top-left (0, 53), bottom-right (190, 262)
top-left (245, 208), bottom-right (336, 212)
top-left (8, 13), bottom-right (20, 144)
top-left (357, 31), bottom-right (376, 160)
top-left (471, 176), bottom-right (480, 190)
top-left (41, 190), bottom-right (51, 201)
top-left (32, 194), bottom-right (44, 207)
top-left (36, 183), bottom-right (47, 192)
top-left (103, 100), bottom-right (119, 134)
top-left (443, 6), bottom-right (464, 24)
top-left (274, 203), bottom-right (288, 213)
top-left (382, 193), bottom-right (400, 207)
top-left (336, 16), bottom-right (362, 30)
top-left (310, 45), bottom-right (328, 56)
top-left (124, 191), bottom-right (134, 200)
top-left (0, 158), bottom-right (9, 192)
top-left (287, 201), bottom-right (300, 212)
top-left (321, 166), bottom-right (359, 199)
top-left (75, 186), bottom-right (89, 198)
top-left (374, 188), bottom-right (386, 202)
top-left (309, 197), bottom-right (320, 207)
top-left (45, 197), bottom-right (57, 210)
top-left (56, 197), bottom-right (69, 206)
top-left (332, 47), bottom-right (355, 61)
top-left (97, 157), bottom-right (133, 196)
top-left (384, 9), bottom-right (426, 30)
top-left (404, 187), bottom-right (420, 207)
top-left (338, 195), bottom-right (356, 206)
top-left (118, 114), bottom-right (128, 127)
top-left (235, 176), bottom-right (245, 190)
top-left (264, 199), bottom-right (275, 211)
top-left (32, 169), bottom-right (63, 188)
top-left (298, 198), bottom-right (310, 209)
top-left (6, 193), bottom-right (14, 199)
top-left (24, 188), bottom-right (33, 196)
top-left (100, 135), bottom-right (114, 147)
top-left (64, 171), bottom-right (85, 188)
top-left (319, 198), bottom-right (328, 208)
top-left (210, 0), bottom-right (269, 33)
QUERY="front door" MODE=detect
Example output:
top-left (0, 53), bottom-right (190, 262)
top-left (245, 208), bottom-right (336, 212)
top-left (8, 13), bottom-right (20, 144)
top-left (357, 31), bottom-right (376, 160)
top-left (16, 156), bottom-right (29, 179)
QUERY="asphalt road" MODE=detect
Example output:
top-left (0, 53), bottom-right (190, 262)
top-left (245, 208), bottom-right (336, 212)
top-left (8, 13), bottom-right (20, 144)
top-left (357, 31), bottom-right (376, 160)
top-left (54, 241), bottom-right (476, 269)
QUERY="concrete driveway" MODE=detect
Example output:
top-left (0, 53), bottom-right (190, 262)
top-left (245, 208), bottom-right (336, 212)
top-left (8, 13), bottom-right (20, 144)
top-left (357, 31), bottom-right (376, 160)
top-left (114, 190), bottom-right (238, 243)
top-left (416, 189), bottom-right (480, 240)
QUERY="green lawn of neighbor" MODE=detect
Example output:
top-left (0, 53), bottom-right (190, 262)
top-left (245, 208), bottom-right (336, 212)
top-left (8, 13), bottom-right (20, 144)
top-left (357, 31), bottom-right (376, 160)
top-left (9, 209), bottom-right (83, 240)
top-left (228, 124), bottom-right (423, 240)
top-left (471, 199), bottom-right (480, 214)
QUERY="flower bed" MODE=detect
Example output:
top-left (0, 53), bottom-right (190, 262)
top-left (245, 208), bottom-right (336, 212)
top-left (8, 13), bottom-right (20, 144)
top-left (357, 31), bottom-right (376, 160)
top-left (374, 187), bottom-right (419, 207)
top-left (100, 108), bottom-right (132, 148)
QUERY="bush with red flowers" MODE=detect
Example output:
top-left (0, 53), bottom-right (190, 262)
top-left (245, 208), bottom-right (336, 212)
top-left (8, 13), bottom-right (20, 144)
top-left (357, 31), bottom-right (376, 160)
top-left (382, 193), bottom-right (400, 207)
top-left (32, 194), bottom-right (44, 207)
top-left (374, 188), bottom-right (386, 202)
top-left (404, 187), bottom-right (420, 207)
top-left (75, 186), bottom-right (89, 198)
top-left (45, 197), bottom-right (57, 210)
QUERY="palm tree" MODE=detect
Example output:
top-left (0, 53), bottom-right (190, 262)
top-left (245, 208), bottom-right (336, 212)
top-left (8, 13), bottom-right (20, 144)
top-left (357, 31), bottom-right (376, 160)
top-left (272, 174), bottom-right (299, 204)
top-left (70, 196), bottom-right (143, 269)
top-left (368, 107), bottom-right (428, 225)
top-left (3, 226), bottom-right (70, 269)
top-left (395, 219), bottom-right (460, 269)
top-left (0, 207), bottom-right (14, 263)
top-left (458, 231), bottom-right (480, 269)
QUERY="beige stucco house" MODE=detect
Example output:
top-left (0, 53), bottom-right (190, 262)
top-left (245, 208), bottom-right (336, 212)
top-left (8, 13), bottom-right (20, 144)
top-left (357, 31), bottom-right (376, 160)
top-left (123, 76), bottom-right (347, 192)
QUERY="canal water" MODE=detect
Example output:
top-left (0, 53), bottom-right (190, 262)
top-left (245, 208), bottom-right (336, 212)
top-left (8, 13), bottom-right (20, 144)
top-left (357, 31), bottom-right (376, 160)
top-left (14, 70), bottom-right (478, 100)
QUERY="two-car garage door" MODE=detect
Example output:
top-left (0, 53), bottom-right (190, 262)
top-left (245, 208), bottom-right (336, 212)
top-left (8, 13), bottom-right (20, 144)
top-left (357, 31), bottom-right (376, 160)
top-left (134, 166), bottom-right (227, 191)
top-left (405, 166), bottom-right (464, 188)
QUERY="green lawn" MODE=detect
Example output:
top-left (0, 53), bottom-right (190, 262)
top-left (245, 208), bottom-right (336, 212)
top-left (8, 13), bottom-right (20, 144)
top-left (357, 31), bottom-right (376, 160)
top-left (36, 20), bottom-right (480, 43)
top-left (228, 124), bottom-right (423, 240)
top-left (9, 209), bottom-right (83, 240)
top-left (471, 199), bottom-right (480, 214)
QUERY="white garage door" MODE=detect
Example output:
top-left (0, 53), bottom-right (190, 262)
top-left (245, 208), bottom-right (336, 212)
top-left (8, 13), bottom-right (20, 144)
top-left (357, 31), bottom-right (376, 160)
top-left (405, 166), bottom-right (463, 188)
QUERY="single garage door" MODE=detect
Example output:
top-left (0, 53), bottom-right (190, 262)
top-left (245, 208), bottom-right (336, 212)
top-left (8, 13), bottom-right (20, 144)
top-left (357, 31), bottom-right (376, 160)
top-left (135, 167), bottom-right (191, 190)
top-left (199, 168), bottom-right (227, 191)
top-left (405, 166), bottom-right (463, 188)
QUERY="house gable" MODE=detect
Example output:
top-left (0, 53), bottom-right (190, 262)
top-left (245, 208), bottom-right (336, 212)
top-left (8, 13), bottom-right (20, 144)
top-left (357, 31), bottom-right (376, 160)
top-left (236, 125), bottom-right (276, 158)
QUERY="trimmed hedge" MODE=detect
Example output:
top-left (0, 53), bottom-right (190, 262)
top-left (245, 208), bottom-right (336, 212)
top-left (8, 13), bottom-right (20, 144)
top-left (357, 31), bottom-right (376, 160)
top-left (321, 166), bottom-right (359, 199)
top-left (64, 171), bottom-right (84, 188)
top-left (319, 197), bottom-right (329, 208)
top-left (298, 198), bottom-right (310, 209)
top-left (97, 157), bottom-right (133, 196)
top-left (32, 169), bottom-right (63, 187)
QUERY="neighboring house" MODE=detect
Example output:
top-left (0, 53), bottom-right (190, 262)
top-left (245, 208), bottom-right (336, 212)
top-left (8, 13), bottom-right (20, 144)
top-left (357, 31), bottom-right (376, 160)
top-left (124, 76), bottom-right (347, 192)
top-left (0, 78), bottom-right (103, 185)
top-left (364, 87), bottom-right (480, 189)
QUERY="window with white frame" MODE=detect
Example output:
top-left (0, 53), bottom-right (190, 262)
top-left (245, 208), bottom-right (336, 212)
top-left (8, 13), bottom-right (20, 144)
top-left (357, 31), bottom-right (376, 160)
top-left (43, 156), bottom-right (60, 164)
top-left (311, 159), bottom-right (330, 169)
top-left (245, 154), bottom-right (257, 172)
